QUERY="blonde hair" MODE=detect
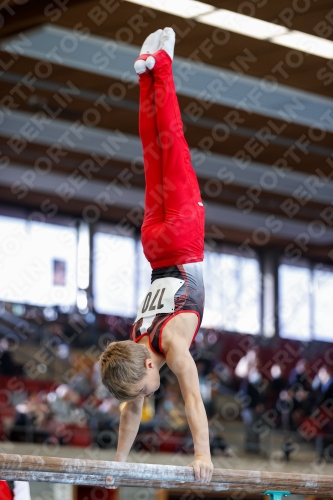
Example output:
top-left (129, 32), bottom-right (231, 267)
top-left (99, 340), bottom-right (149, 401)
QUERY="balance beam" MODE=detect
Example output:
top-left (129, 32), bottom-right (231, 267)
top-left (0, 453), bottom-right (332, 495)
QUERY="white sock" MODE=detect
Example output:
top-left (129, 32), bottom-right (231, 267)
top-left (134, 60), bottom-right (146, 74)
top-left (146, 56), bottom-right (156, 70)
top-left (145, 28), bottom-right (176, 71)
top-left (134, 29), bottom-right (162, 74)
top-left (159, 27), bottom-right (176, 61)
top-left (140, 29), bottom-right (162, 55)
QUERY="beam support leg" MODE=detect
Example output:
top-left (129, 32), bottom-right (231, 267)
top-left (264, 491), bottom-right (291, 500)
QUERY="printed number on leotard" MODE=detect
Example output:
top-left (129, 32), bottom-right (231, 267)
top-left (141, 288), bottom-right (166, 314)
top-left (135, 277), bottom-right (185, 322)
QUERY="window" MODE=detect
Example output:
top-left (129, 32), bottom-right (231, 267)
top-left (313, 265), bottom-right (333, 342)
top-left (93, 232), bottom-right (136, 316)
top-left (279, 261), bottom-right (333, 341)
top-left (202, 250), bottom-right (260, 334)
top-left (137, 241), bottom-right (152, 308)
top-left (279, 263), bottom-right (311, 341)
top-left (0, 216), bottom-right (77, 306)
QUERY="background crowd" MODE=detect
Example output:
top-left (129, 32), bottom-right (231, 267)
top-left (1, 331), bottom-right (333, 463)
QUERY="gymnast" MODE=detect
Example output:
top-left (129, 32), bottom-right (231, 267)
top-left (100, 27), bottom-right (213, 484)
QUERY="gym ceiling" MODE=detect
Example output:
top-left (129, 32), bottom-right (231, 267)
top-left (0, 0), bottom-right (332, 259)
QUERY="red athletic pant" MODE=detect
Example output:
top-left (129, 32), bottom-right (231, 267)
top-left (0, 481), bottom-right (12, 500)
top-left (137, 49), bottom-right (205, 269)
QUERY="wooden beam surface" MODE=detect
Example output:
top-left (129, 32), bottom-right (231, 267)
top-left (0, 453), bottom-right (333, 495)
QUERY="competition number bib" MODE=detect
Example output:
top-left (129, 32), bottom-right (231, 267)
top-left (135, 277), bottom-right (184, 322)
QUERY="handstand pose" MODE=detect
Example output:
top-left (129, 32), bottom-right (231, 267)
top-left (100, 28), bottom-right (213, 484)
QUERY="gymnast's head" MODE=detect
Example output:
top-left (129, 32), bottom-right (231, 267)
top-left (99, 340), bottom-right (160, 402)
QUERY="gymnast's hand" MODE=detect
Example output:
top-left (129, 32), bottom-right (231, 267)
top-left (188, 455), bottom-right (214, 484)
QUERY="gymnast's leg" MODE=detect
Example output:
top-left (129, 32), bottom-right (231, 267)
top-left (135, 30), bottom-right (165, 233)
top-left (145, 28), bottom-right (205, 268)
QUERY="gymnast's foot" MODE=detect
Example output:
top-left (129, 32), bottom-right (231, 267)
top-left (134, 29), bottom-right (162, 74)
top-left (146, 27), bottom-right (176, 70)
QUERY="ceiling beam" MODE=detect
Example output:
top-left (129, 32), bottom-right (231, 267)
top-left (2, 24), bottom-right (333, 131)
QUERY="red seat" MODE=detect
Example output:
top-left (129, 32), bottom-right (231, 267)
top-left (156, 430), bottom-right (185, 452)
top-left (63, 424), bottom-right (92, 447)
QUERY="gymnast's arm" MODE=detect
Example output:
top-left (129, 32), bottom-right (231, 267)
top-left (115, 395), bottom-right (144, 462)
top-left (165, 341), bottom-right (213, 483)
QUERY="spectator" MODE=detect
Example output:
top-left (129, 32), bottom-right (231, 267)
top-left (312, 365), bottom-right (333, 406)
top-left (277, 389), bottom-right (293, 431)
top-left (44, 324), bottom-right (71, 368)
top-left (92, 359), bottom-right (111, 400)
top-left (312, 365), bottom-right (333, 462)
top-left (235, 347), bottom-right (259, 379)
top-left (88, 396), bottom-right (120, 449)
top-left (196, 360), bottom-right (216, 420)
top-left (211, 361), bottom-right (233, 392)
top-left (69, 366), bottom-right (94, 398)
top-left (288, 359), bottom-right (311, 391)
top-left (92, 358), bottom-right (103, 389)
top-left (157, 389), bottom-right (187, 431)
top-left (240, 367), bottom-right (267, 454)
top-left (277, 386), bottom-right (311, 432)
top-left (0, 338), bottom-right (21, 376)
top-left (48, 384), bottom-right (85, 425)
top-left (267, 364), bottom-right (287, 413)
top-left (10, 392), bottom-right (50, 443)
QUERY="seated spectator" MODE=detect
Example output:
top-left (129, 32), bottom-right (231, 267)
top-left (0, 338), bottom-right (21, 376)
top-left (277, 386), bottom-right (311, 432)
top-left (288, 359), bottom-right (311, 391)
top-left (293, 386), bottom-right (312, 423)
top-left (10, 392), bottom-right (50, 443)
top-left (48, 384), bottom-right (86, 425)
top-left (88, 396), bottom-right (120, 449)
top-left (196, 360), bottom-right (216, 420)
top-left (211, 362), bottom-right (233, 393)
top-left (92, 358), bottom-right (111, 400)
top-left (92, 357), bottom-right (103, 389)
top-left (235, 347), bottom-right (259, 379)
top-left (157, 389), bottom-right (187, 431)
top-left (69, 366), bottom-right (94, 399)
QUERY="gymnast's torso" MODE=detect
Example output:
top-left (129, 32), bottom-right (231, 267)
top-left (130, 262), bottom-right (205, 357)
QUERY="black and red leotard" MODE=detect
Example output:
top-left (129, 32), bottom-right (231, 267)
top-left (131, 262), bottom-right (204, 357)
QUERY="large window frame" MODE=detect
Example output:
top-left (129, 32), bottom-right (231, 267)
top-left (202, 243), bottom-right (262, 334)
top-left (278, 257), bottom-right (333, 342)
top-left (0, 209), bottom-right (79, 307)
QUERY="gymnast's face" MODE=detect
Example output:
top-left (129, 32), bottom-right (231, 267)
top-left (137, 358), bottom-right (160, 398)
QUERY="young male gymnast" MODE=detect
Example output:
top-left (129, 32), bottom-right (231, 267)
top-left (100, 27), bottom-right (213, 484)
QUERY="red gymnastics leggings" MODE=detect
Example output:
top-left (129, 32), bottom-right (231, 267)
top-left (137, 49), bottom-right (205, 270)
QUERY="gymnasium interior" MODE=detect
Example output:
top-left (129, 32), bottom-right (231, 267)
top-left (0, 0), bottom-right (333, 499)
